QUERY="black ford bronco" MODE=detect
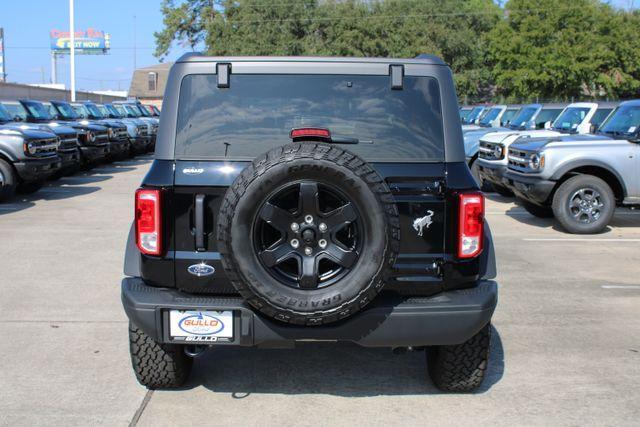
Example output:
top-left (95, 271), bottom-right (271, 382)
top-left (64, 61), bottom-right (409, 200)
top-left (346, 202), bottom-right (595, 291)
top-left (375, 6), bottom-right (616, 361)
top-left (122, 55), bottom-right (498, 392)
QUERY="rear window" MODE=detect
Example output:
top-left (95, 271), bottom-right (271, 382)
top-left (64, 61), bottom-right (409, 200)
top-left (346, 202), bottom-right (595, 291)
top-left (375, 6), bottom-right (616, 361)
top-left (175, 74), bottom-right (444, 162)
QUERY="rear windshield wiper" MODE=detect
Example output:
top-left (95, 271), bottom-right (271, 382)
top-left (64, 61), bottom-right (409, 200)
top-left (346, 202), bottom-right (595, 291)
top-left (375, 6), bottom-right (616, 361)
top-left (330, 136), bottom-right (364, 144)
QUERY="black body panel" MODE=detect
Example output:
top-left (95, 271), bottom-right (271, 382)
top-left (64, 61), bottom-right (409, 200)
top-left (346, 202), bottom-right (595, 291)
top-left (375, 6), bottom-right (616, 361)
top-left (136, 159), bottom-right (484, 296)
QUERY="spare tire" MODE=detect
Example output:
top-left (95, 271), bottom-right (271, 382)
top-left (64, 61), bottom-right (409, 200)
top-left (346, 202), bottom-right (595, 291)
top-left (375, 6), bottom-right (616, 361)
top-left (217, 143), bottom-right (399, 325)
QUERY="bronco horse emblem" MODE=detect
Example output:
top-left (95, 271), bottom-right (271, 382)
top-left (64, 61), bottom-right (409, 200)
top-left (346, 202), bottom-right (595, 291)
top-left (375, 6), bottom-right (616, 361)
top-left (413, 211), bottom-right (434, 237)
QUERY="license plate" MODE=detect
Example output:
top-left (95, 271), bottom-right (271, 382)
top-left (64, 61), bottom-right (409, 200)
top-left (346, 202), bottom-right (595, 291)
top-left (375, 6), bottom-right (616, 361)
top-left (169, 310), bottom-right (234, 343)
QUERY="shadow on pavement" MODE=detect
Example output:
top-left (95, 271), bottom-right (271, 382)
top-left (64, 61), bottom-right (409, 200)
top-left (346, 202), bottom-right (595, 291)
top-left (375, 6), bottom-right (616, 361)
top-left (57, 174), bottom-right (113, 185)
top-left (484, 193), bottom-right (515, 204)
top-left (0, 156), bottom-right (151, 214)
top-left (0, 186), bottom-right (102, 215)
top-left (182, 325), bottom-right (504, 397)
top-left (505, 204), bottom-right (638, 233)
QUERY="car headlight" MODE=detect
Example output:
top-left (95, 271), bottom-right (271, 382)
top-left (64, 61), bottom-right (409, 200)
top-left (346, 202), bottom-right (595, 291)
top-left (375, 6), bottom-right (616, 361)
top-left (26, 141), bottom-right (38, 155)
top-left (493, 144), bottom-right (504, 159)
top-left (529, 153), bottom-right (545, 170)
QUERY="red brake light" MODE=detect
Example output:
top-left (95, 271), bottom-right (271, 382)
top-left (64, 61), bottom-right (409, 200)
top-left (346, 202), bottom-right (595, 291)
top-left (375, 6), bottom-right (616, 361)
top-left (290, 127), bottom-right (331, 140)
top-left (135, 188), bottom-right (162, 256)
top-left (458, 192), bottom-right (484, 259)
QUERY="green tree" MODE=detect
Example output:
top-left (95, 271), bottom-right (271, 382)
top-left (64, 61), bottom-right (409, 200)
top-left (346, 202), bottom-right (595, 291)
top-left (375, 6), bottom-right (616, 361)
top-left (487, 0), bottom-right (640, 101)
top-left (154, 0), bottom-right (501, 101)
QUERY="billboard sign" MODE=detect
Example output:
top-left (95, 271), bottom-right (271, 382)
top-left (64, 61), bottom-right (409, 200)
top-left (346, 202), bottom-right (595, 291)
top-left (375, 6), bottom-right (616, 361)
top-left (50, 28), bottom-right (110, 54)
top-left (0, 28), bottom-right (5, 82)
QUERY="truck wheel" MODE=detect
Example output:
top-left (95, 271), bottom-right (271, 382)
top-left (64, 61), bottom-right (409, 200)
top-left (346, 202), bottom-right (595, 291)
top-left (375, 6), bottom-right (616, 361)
top-left (552, 175), bottom-right (615, 234)
top-left (0, 159), bottom-right (18, 202)
top-left (427, 323), bottom-right (491, 392)
top-left (521, 200), bottom-right (553, 218)
top-left (217, 143), bottom-right (400, 325)
top-left (493, 184), bottom-right (513, 197)
top-left (128, 322), bottom-right (192, 389)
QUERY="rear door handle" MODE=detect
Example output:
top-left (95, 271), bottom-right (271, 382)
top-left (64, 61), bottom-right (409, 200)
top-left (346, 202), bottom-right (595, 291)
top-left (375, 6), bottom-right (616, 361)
top-left (195, 194), bottom-right (206, 251)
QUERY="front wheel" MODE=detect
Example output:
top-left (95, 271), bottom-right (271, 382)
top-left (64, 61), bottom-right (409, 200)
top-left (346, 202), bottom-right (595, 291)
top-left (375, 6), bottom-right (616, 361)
top-left (0, 159), bottom-right (18, 202)
top-left (129, 322), bottom-right (192, 389)
top-left (552, 175), bottom-right (615, 234)
top-left (427, 324), bottom-right (491, 392)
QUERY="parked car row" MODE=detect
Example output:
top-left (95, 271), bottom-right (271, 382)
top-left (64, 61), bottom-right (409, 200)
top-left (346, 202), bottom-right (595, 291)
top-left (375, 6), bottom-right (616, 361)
top-left (0, 99), bottom-right (160, 202)
top-left (460, 101), bottom-right (640, 234)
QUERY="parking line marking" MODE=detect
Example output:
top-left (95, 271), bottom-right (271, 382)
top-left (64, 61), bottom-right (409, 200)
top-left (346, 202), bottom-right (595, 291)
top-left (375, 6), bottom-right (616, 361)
top-left (523, 238), bottom-right (640, 242)
top-left (601, 285), bottom-right (640, 289)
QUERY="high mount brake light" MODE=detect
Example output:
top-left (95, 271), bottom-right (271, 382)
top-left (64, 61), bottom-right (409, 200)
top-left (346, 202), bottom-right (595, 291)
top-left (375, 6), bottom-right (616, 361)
top-left (458, 192), bottom-right (484, 259)
top-left (290, 128), bottom-right (331, 140)
top-left (135, 188), bottom-right (162, 256)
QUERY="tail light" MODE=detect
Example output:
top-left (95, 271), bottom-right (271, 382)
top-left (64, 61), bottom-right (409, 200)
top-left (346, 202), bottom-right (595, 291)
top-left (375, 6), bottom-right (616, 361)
top-left (135, 188), bottom-right (162, 255)
top-left (458, 192), bottom-right (484, 259)
top-left (290, 127), bottom-right (331, 141)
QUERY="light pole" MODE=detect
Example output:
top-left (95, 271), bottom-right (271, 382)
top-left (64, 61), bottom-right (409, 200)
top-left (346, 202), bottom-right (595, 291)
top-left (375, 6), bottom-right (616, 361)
top-left (69, 0), bottom-right (76, 101)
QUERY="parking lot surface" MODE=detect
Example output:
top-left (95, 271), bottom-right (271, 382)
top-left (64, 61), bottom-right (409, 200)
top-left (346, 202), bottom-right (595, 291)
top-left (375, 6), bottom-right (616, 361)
top-left (1, 157), bottom-right (639, 426)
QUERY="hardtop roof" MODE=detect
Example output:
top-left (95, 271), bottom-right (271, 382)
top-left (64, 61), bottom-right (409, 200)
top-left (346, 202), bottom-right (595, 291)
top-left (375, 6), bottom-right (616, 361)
top-left (176, 52), bottom-right (447, 66)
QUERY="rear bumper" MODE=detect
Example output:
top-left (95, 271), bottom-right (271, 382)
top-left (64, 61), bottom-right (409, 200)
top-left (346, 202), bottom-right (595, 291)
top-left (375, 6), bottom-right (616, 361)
top-left (503, 170), bottom-right (556, 204)
top-left (14, 156), bottom-right (61, 182)
top-left (121, 277), bottom-right (498, 348)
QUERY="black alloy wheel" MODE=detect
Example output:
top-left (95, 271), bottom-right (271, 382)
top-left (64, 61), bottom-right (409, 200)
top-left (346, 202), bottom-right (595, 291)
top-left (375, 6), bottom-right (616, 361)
top-left (253, 181), bottom-right (362, 290)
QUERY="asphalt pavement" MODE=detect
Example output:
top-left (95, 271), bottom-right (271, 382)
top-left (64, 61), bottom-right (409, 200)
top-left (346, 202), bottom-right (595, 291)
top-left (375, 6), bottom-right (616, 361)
top-left (1, 156), bottom-right (639, 426)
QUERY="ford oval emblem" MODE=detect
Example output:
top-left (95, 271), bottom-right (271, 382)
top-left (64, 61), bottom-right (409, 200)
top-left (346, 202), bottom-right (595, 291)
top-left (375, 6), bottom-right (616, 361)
top-left (187, 263), bottom-right (215, 277)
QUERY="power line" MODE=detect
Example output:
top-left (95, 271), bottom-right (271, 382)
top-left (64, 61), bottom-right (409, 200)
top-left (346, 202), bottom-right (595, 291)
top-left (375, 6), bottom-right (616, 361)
top-left (184, 9), bottom-right (600, 24)
top-left (5, 46), bottom-right (154, 50)
top-left (76, 76), bottom-right (131, 82)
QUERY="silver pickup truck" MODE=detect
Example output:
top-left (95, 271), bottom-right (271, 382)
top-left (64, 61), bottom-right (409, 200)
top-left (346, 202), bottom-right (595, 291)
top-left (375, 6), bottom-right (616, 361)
top-left (475, 102), bottom-right (618, 196)
top-left (503, 100), bottom-right (640, 234)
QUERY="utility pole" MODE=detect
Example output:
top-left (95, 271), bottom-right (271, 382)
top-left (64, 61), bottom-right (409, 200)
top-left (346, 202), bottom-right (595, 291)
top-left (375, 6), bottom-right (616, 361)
top-left (69, 0), bottom-right (76, 101)
top-left (50, 52), bottom-right (57, 84)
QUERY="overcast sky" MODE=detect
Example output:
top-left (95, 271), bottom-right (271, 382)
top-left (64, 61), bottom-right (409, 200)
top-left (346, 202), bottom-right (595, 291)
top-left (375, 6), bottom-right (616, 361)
top-left (0, 0), bottom-right (635, 92)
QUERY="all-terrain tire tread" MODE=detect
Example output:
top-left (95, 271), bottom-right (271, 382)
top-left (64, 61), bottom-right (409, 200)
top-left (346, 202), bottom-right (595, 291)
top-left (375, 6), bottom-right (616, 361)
top-left (216, 142), bottom-right (400, 325)
top-left (128, 322), bottom-right (192, 389)
top-left (427, 324), bottom-right (491, 392)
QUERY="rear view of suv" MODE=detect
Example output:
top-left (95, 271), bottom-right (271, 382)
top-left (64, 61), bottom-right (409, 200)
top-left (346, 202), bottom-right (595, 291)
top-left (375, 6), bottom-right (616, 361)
top-left (122, 55), bottom-right (498, 392)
